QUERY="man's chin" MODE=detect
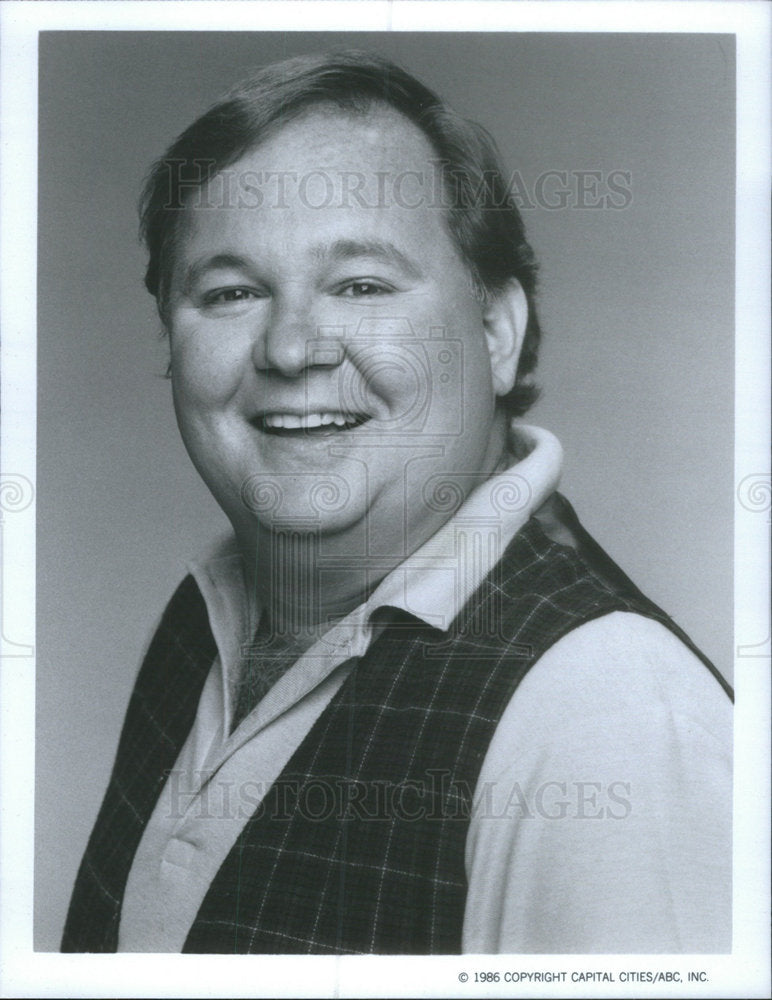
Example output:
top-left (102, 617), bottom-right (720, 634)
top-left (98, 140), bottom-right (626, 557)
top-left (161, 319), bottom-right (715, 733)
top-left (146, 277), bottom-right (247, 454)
top-left (253, 505), bottom-right (372, 547)
top-left (226, 473), bottom-right (370, 546)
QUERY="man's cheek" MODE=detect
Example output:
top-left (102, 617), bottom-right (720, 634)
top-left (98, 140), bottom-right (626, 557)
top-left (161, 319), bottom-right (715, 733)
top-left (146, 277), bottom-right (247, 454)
top-left (170, 343), bottom-right (242, 401)
top-left (341, 344), bottom-right (433, 430)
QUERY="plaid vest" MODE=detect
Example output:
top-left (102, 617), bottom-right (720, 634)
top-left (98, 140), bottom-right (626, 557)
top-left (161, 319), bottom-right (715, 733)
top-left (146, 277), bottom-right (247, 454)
top-left (62, 496), bottom-right (729, 953)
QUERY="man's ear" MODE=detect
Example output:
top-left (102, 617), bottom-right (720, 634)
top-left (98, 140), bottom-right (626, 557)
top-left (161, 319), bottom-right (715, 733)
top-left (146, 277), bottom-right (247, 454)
top-left (482, 279), bottom-right (528, 398)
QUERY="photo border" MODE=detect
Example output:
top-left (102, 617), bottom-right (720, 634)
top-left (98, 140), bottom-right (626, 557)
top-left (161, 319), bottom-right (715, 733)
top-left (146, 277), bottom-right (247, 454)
top-left (1, 2), bottom-right (769, 997)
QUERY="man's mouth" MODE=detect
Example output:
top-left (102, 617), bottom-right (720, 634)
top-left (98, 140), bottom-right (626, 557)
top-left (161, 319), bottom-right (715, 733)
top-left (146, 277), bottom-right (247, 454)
top-left (254, 411), bottom-right (371, 435)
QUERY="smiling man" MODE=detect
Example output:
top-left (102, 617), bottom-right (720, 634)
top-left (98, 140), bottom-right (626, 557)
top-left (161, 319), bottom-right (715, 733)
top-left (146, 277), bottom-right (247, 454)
top-left (61, 51), bottom-right (732, 955)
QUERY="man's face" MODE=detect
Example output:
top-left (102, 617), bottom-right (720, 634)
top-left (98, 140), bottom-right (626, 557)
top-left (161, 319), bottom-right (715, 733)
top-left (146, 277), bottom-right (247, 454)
top-left (167, 107), bottom-right (514, 554)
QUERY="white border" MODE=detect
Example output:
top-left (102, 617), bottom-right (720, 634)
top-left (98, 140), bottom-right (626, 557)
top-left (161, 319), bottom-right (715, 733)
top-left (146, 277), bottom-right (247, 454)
top-left (1, 2), bottom-right (769, 998)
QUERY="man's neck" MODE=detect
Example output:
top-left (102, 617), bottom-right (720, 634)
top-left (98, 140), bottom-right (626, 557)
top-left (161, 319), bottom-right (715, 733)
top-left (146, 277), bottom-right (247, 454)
top-left (240, 520), bottom-right (395, 653)
top-left (237, 421), bottom-right (512, 649)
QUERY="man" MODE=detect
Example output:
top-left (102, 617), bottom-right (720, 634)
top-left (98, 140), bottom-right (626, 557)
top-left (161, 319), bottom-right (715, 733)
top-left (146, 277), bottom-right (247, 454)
top-left (61, 50), bottom-right (732, 954)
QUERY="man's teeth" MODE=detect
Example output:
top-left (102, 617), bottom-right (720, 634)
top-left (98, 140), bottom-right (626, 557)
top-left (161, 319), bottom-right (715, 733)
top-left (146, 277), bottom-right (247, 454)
top-left (262, 412), bottom-right (363, 430)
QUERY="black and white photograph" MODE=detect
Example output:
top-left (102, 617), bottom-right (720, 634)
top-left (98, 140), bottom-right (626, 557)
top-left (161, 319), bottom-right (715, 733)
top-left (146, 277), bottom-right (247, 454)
top-left (0, 2), bottom-right (769, 997)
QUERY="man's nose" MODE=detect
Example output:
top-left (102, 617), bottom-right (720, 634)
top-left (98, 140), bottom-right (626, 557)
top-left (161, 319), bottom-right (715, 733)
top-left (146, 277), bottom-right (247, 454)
top-left (252, 293), bottom-right (343, 377)
top-left (251, 293), bottom-right (311, 376)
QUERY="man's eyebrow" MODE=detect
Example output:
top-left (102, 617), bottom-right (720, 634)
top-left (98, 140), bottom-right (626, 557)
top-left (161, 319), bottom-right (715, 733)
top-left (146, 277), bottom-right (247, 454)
top-left (317, 239), bottom-right (425, 280)
top-left (183, 253), bottom-right (255, 290)
top-left (182, 241), bottom-right (426, 289)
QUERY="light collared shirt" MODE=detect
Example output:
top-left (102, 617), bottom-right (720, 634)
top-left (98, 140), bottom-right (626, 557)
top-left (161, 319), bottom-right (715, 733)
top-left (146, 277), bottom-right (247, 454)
top-left (118, 424), bottom-right (732, 953)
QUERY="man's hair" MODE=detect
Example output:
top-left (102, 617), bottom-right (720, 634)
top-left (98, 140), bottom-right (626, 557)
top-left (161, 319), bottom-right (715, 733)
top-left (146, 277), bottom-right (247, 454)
top-left (139, 49), bottom-right (541, 415)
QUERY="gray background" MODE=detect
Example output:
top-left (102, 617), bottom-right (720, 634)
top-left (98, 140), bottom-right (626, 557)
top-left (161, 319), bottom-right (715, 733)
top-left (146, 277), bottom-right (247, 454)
top-left (36, 31), bottom-right (735, 949)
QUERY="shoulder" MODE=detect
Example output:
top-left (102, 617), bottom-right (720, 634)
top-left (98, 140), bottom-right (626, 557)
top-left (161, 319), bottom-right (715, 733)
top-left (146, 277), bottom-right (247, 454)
top-left (513, 610), bottom-right (728, 727)
top-left (463, 611), bottom-right (732, 953)
top-left (486, 610), bottom-right (731, 786)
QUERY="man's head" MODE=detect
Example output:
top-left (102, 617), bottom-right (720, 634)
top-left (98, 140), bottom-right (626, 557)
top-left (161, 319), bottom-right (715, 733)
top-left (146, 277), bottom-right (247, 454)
top-left (139, 51), bottom-right (542, 553)
top-left (140, 50), bottom-right (541, 415)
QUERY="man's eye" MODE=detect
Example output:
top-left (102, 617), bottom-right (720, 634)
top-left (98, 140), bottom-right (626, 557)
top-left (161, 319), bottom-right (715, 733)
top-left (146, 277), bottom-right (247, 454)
top-left (203, 288), bottom-right (261, 305)
top-left (338, 280), bottom-right (392, 298)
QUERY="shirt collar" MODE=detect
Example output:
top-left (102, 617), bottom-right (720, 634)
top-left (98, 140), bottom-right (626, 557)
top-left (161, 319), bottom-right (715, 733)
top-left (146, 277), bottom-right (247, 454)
top-left (362, 423), bottom-right (562, 630)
